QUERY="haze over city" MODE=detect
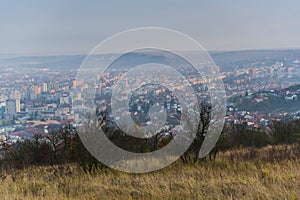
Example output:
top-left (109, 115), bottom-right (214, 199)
top-left (1, 0), bottom-right (300, 56)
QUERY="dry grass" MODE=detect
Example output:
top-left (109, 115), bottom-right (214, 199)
top-left (0, 145), bottom-right (299, 200)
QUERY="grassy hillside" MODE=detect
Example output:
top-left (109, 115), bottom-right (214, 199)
top-left (0, 145), bottom-right (299, 200)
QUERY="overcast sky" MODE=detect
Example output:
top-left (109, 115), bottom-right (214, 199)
top-left (1, 0), bottom-right (300, 56)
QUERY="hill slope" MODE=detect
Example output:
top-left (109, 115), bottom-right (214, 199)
top-left (0, 145), bottom-right (299, 200)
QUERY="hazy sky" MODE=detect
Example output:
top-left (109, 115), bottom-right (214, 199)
top-left (1, 0), bottom-right (300, 56)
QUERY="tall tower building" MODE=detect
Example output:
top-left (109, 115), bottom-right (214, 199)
top-left (16, 99), bottom-right (21, 113)
top-left (49, 82), bottom-right (55, 90)
top-left (42, 82), bottom-right (48, 92)
top-left (249, 68), bottom-right (257, 78)
top-left (54, 81), bottom-right (60, 90)
top-left (35, 86), bottom-right (42, 95)
top-left (6, 99), bottom-right (17, 117)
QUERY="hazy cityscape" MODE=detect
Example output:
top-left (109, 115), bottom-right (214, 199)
top-left (1, 1), bottom-right (300, 199)
top-left (0, 50), bottom-right (299, 145)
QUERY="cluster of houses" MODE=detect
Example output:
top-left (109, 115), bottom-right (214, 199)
top-left (0, 119), bottom-right (73, 145)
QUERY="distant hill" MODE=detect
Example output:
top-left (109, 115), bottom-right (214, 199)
top-left (286, 84), bottom-right (300, 91)
top-left (0, 55), bottom-right (86, 70)
top-left (210, 49), bottom-right (300, 72)
top-left (1, 49), bottom-right (300, 72)
top-left (230, 84), bottom-right (300, 113)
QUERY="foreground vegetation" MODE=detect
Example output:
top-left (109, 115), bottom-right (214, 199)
top-left (0, 144), bottom-right (299, 199)
top-left (0, 115), bottom-right (299, 199)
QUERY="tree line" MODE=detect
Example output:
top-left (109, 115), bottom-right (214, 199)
top-left (0, 111), bottom-right (299, 173)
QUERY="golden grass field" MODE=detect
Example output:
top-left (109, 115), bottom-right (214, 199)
top-left (0, 145), bottom-right (299, 200)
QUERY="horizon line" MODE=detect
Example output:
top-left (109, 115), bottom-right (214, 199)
top-left (1, 47), bottom-right (300, 59)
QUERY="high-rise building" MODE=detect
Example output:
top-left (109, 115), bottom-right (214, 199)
top-left (49, 82), bottom-right (55, 90)
top-left (16, 99), bottom-right (20, 113)
top-left (42, 82), bottom-right (48, 92)
top-left (10, 91), bottom-right (21, 113)
top-left (30, 87), bottom-right (37, 100)
top-left (249, 68), bottom-right (257, 78)
top-left (54, 81), bottom-right (60, 90)
top-left (35, 86), bottom-right (42, 95)
top-left (6, 99), bottom-right (17, 117)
